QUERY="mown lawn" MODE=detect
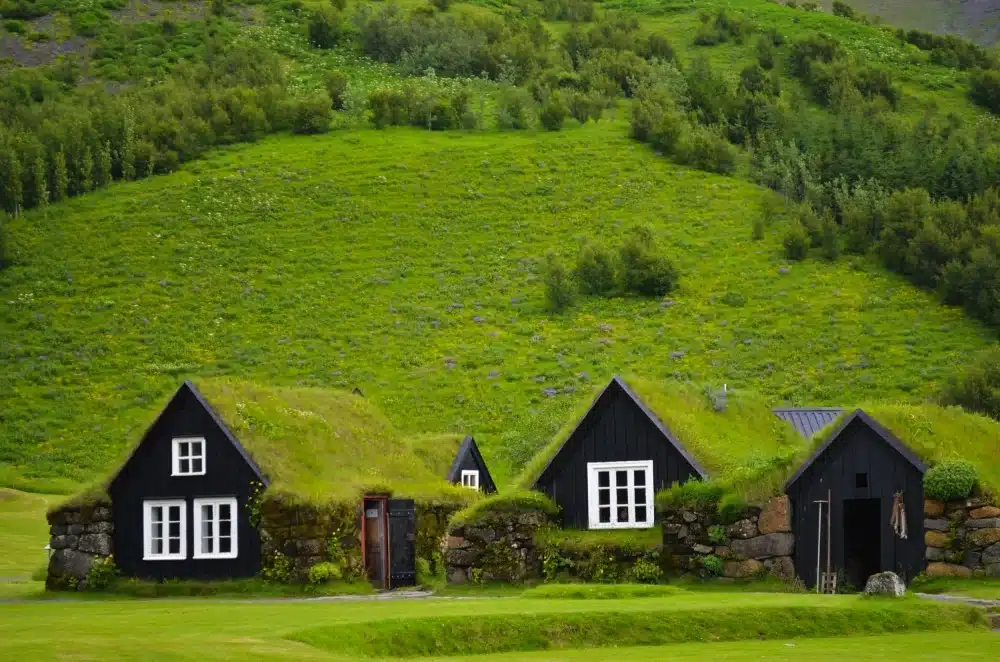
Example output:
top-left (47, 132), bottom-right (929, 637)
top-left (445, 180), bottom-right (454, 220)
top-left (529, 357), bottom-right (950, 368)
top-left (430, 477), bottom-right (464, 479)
top-left (2, 120), bottom-right (993, 489)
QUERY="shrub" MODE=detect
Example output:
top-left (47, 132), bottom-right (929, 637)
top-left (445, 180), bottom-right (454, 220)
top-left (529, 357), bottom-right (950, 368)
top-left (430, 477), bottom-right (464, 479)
top-left (431, 0), bottom-right (451, 10)
top-left (924, 460), bottom-right (978, 501)
top-left (677, 126), bottom-right (737, 175)
top-left (643, 33), bottom-right (676, 62)
top-left (717, 493), bottom-right (748, 524)
top-left (970, 69), bottom-right (1000, 114)
top-left (368, 88), bottom-right (409, 128)
top-left (85, 555), bottom-right (120, 591)
top-left (619, 225), bottom-right (679, 297)
top-left (941, 347), bottom-right (1000, 420)
top-left (756, 37), bottom-right (775, 70)
top-left (700, 554), bottom-right (723, 576)
top-left (262, 551), bottom-right (294, 583)
top-left (656, 479), bottom-right (726, 510)
top-left (496, 87), bottom-right (533, 130)
top-left (783, 222), bottom-right (809, 261)
top-left (574, 240), bottom-right (617, 296)
top-left (540, 94), bottom-right (568, 131)
top-left (832, 1), bottom-right (856, 20)
top-left (308, 561), bottom-right (343, 585)
top-left (567, 90), bottom-right (605, 124)
top-left (543, 252), bottom-right (575, 313)
top-left (290, 92), bottom-right (334, 134)
top-left (308, 7), bottom-right (343, 49)
top-left (708, 524), bottom-right (727, 545)
top-left (629, 554), bottom-right (663, 584)
top-left (324, 71), bottom-right (349, 110)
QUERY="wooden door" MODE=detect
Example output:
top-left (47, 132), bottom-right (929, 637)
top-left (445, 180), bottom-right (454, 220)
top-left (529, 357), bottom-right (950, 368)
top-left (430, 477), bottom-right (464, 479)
top-left (363, 498), bottom-right (387, 589)
top-left (388, 499), bottom-right (416, 588)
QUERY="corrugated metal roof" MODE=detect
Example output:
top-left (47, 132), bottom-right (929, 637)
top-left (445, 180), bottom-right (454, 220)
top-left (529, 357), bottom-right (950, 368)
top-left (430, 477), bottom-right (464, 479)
top-left (773, 408), bottom-right (844, 439)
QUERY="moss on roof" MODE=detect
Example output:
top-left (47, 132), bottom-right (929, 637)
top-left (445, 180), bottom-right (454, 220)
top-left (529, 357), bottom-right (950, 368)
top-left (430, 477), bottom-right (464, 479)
top-left (406, 433), bottom-right (467, 481)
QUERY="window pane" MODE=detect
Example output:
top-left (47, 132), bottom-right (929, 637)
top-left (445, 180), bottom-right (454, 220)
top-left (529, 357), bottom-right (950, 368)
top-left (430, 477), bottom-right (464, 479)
top-left (598, 471), bottom-right (609, 488)
top-left (191, 458), bottom-right (203, 474)
top-left (193, 441), bottom-right (203, 457)
top-left (617, 505), bottom-right (630, 522)
top-left (153, 522), bottom-right (163, 540)
top-left (219, 503), bottom-right (231, 520)
top-left (169, 521), bottom-right (180, 538)
top-left (220, 519), bottom-right (231, 537)
top-left (599, 507), bottom-right (611, 523)
top-left (598, 488), bottom-right (610, 506)
top-left (169, 538), bottom-right (180, 554)
top-left (633, 470), bottom-right (646, 487)
top-left (616, 470), bottom-right (628, 487)
top-left (152, 506), bottom-right (162, 524)
top-left (617, 488), bottom-right (629, 505)
top-left (153, 538), bottom-right (163, 554)
top-left (179, 441), bottom-right (189, 457)
top-left (634, 488), bottom-right (647, 505)
top-left (179, 458), bottom-right (190, 474)
top-left (220, 537), bottom-right (232, 553)
top-left (203, 535), bottom-right (213, 554)
top-left (202, 517), bottom-right (213, 540)
top-left (635, 507), bottom-right (647, 522)
top-left (168, 505), bottom-right (180, 521)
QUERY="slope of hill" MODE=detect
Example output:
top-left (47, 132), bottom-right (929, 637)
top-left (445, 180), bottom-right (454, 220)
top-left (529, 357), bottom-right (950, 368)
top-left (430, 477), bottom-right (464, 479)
top-left (818, 0), bottom-right (1000, 46)
top-left (1, 120), bottom-right (993, 491)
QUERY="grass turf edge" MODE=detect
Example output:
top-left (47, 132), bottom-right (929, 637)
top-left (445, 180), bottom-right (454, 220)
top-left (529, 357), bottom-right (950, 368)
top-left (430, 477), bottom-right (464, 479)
top-left (286, 600), bottom-right (988, 657)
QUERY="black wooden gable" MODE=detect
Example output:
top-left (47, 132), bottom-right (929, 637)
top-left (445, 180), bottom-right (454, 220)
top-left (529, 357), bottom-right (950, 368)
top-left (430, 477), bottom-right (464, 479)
top-left (784, 409), bottom-right (926, 491)
top-left (109, 381), bottom-right (267, 491)
top-left (447, 435), bottom-right (498, 494)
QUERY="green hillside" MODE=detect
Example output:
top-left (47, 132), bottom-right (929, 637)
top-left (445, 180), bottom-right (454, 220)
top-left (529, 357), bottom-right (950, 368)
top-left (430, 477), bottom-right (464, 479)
top-left (817, 1), bottom-right (1000, 46)
top-left (1, 121), bottom-right (993, 491)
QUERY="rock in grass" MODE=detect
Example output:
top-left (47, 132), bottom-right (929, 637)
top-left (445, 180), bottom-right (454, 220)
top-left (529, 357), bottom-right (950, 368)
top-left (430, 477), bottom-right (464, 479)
top-left (864, 571), bottom-right (905, 597)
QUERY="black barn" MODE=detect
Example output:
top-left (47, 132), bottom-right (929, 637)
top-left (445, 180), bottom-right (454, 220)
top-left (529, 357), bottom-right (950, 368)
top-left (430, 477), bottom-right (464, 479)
top-left (785, 409), bottom-right (926, 589)
top-left (447, 435), bottom-right (498, 494)
top-left (533, 376), bottom-right (706, 529)
top-left (109, 381), bottom-right (267, 580)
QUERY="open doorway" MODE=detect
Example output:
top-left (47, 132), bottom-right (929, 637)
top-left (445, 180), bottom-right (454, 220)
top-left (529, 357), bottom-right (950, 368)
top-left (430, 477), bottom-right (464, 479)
top-left (362, 497), bottom-right (388, 589)
top-left (843, 498), bottom-right (881, 589)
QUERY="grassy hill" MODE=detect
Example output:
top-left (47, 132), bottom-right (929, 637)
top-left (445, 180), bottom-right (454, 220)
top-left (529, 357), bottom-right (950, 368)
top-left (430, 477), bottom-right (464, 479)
top-left (817, 1), bottom-right (1000, 46)
top-left (1, 120), bottom-right (993, 491)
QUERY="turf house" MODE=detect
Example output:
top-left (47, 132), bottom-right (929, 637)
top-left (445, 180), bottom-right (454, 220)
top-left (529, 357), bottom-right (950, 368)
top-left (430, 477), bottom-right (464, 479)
top-left (45, 380), bottom-right (487, 590)
top-left (445, 376), bottom-right (1000, 587)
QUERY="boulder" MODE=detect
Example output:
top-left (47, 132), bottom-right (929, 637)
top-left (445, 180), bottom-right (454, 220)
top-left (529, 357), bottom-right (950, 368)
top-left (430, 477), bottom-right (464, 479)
top-left (691, 543), bottom-right (713, 554)
top-left (727, 519), bottom-right (758, 540)
top-left (924, 518), bottom-right (949, 532)
top-left (982, 542), bottom-right (1000, 565)
top-left (723, 559), bottom-right (764, 578)
top-left (925, 547), bottom-right (945, 561)
top-left (968, 528), bottom-right (1000, 547)
top-left (730, 533), bottom-right (794, 559)
top-left (963, 549), bottom-right (982, 568)
top-left (77, 533), bottom-right (112, 556)
top-left (969, 506), bottom-right (1000, 520)
top-left (663, 522), bottom-right (688, 539)
top-left (769, 555), bottom-right (795, 581)
top-left (50, 524), bottom-right (67, 536)
top-left (863, 571), bottom-right (905, 597)
top-left (681, 510), bottom-right (698, 523)
top-left (85, 521), bottom-right (113, 535)
top-left (715, 546), bottom-right (738, 560)
top-left (924, 500), bottom-right (945, 517)
top-left (758, 496), bottom-right (791, 535)
top-left (986, 564), bottom-right (1000, 578)
top-left (91, 506), bottom-right (112, 521)
top-left (964, 518), bottom-right (1000, 529)
top-left (925, 562), bottom-right (972, 578)
top-left (924, 530), bottom-right (949, 548)
top-left (49, 548), bottom-right (95, 580)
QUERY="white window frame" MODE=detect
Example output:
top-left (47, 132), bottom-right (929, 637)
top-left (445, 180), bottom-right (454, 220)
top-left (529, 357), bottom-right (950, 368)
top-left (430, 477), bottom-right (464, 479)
top-left (193, 497), bottom-right (239, 559)
top-left (587, 460), bottom-right (654, 530)
top-left (143, 499), bottom-right (187, 561)
top-left (172, 437), bottom-right (206, 477)
top-left (461, 470), bottom-right (480, 490)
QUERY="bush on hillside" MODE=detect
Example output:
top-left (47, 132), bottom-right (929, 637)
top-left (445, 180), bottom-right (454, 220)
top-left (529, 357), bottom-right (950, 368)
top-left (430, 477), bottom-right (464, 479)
top-left (543, 253), bottom-right (575, 313)
top-left (677, 126), bottom-right (737, 175)
top-left (575, 241), bottom-right (618, 296)
top-left (324, 71), bottom-right (349, 110)
top-left (923, 460), bottom-right (977, 501)
top-left (367, 88), bottom-right (409, 129)
top-left (540, 93), bottom-right (568, 131)
top-left (619, 225), bottom-right (679, 297)
top-left (289, 92), bottom-right (333, 134)
top-left (970, 69), bottom-right (1000, 115)
top-left (643, 33), bottom-right (676, 63)
top-left (783, 222), bottom-right (809, 261)
top-left (496, 87), bottom-right (534, 130)
top-left (940, 347), bottom-right (1000, 420)
top-left (831, 1), bottom-right (857, 20)
top-left (756, 37), bottom-right (775, 70)
top-left (308, 7), bottom-right (343, 50)
top-left (431, 0), bottom-right (451, 11)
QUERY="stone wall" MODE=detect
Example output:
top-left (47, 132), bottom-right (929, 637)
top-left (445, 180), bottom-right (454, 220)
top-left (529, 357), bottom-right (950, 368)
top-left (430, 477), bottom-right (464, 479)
top-left (662, 496), bottom-right (795, 580)
top-left (923, 498), bottom-right (1000, 578)
top-left (46, 501), bottom-right (114, 590)
top-left (445, 511), bottom-right (550, 584)
top-left (259, 499), bottom-right (363, 582)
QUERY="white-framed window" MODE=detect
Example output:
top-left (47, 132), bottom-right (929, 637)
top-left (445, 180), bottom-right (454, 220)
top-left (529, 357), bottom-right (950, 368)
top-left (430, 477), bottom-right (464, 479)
top-left (461, 470), bottom-right (480, 490)
top-left (587, 460), bottom-right (654, 530)
top-left (193, 497), bottom-right (238, 559)
top-left (143, 499), bottom-right (187, 560)
top-left (172, 437), bottom-right (206, 476)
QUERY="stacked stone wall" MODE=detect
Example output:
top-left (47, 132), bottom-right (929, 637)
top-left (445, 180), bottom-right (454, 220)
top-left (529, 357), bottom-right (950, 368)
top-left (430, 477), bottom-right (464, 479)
top-left (923, 498), bottom-right (1000, 578)
top-left (445, 511), bottom-right (550, 584)
top-left (46, 501), bottom-right (114, 590)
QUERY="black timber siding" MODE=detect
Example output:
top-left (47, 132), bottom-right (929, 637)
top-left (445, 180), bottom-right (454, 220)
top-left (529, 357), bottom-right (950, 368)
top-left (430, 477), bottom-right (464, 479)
top-left (448, 438), bottom-right (498, 494)
top-left (109, 386), bottom-right (262, 580)
top-left (535, 383), bottom-right (700, 529)
top-left (787, 417), bottom-right (925, 588)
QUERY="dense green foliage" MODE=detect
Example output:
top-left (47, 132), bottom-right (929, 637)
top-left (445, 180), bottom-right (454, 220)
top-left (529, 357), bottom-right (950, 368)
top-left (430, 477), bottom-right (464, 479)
top-left (923, 460), bottom-right (978, 501)
top-left (448, 489), bottom-right (559, 530)
top-left (941, 346), bottom-right (1000, 420)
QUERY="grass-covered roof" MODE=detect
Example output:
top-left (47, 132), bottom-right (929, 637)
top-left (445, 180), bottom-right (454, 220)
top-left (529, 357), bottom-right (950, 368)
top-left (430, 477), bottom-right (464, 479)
top-left (516, 376), bottom-right (1000, 503)
top-left (406, 433), bottom-right (467, 481)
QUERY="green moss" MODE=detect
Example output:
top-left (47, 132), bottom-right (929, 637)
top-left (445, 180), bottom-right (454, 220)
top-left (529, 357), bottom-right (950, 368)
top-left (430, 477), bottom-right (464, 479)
top-left (534, 527), bottom-right (662, 553)
top-left (448, 489), bottom-right (559, 531)
top-left (407, 433), bottom-right (467, 480)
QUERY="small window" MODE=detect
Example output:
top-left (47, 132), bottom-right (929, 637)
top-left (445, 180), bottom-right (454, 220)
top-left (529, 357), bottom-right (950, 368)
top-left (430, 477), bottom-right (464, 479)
top-left (193, 497), bottom-right (238, 559)
top-left (587, 460), bottom-right (654, 530)
top-left (855, 472), bottom-right (869, 489)
top-left (461, 470), bottom-right (480, 490)
top-left (172, 437), bottom-right (206, 476)
top-left (143, 499), bottom-right (186, 561)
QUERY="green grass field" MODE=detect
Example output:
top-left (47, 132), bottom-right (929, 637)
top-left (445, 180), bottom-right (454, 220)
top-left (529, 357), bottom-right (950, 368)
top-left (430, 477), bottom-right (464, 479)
top-left (2, 120), bottom-right (993, 490)
top-left (0, 488), bottom-right (55, 581)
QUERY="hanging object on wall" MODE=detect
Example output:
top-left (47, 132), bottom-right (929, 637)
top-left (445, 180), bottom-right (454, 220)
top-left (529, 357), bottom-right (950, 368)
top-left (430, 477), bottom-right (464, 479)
top-left (890, 492), bottom-right (908, 539)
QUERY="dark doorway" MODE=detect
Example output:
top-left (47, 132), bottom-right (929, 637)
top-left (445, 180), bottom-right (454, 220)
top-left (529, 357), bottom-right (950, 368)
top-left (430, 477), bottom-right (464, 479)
top-left (362, 497), bottom-right (388, 589)
top-left (843, 498), bottom-right (881, 589)
top-left (388, 499), bottom-right (416, 588)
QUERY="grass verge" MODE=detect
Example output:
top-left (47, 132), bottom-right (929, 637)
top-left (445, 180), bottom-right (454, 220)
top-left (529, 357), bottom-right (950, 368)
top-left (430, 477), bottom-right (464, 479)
top-left (288, 599), bottom-right (987, 658)
top-left (910, 576), bottom-right (1000, 600)
top-left (521, 583), bottom-right (685, 599)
